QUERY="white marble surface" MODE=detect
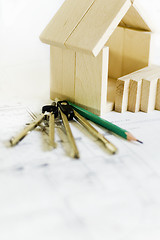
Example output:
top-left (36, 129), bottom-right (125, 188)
top-left (1, 62), bottom-right (160, 240)
top-left (1, 102), bottom-right (160, 240)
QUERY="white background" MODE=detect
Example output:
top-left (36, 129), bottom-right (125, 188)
top-left (1, 0), bottom-right (160, 103)
top-left (1, 2), bottom-right (160, 239)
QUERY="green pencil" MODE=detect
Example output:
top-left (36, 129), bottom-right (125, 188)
top-left (68, 101), bottom-right (143, 144)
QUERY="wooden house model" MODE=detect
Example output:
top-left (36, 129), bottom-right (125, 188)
top-left (40, 0), bottom-right (160, 115)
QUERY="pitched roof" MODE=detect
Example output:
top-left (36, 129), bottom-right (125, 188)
top-left (40, 0), bottom-right (153, 57)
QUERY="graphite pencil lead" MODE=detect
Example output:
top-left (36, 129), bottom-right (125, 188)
top-left (126, 132), bottom-right (143, 143)
top-left (136, 140), bottom-right (143, 144)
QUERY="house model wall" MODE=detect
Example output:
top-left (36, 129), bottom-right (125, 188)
top-left (40, 0), bottom-right (155, 115)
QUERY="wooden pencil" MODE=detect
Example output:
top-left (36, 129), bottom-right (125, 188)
top-left (68, 101), bottom-right (143, 143)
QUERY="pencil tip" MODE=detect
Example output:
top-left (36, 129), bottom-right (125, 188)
top-left (136, 140), bottom-right (143, 144)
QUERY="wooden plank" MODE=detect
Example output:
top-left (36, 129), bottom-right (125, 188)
top-left (40, 0), bottom-right (95, 48)
top-left (106, 27), bottom-right (124, 79)
top-left (128, 79), bottom-right (142, 112)
top-left (107, 78), bottom-right (117, 111)
top-left (128, 66), bottom-right (160, 112)
top-left (62, 48), bottom-right (76, 102)
top-left (115, 78), bottom-right (130, 113)
top-left (108, 78), bottom-right (117, 105)
top-left (122, 28), bottom-right (151, 76)
top-left (102, 48), bottom-right (111, 114)
top-left (141, 79), bottom-right (157, 113)
top-left (119, 4), bottom-right (151, 31)
top-left (141, 73), bottom-right (160, 113)
top-left (75, 47), bottom-right (109, 115)
top-left (140, 67), bottom-right (160, 112)
top-left (50, 46), bottom-right (76, 102)
top-left (50, 46), bottom-right (63, 99)
top-left (115, 66), bottom-right (160, 113)
top-left (66, 0), bottom-right (131, 57)
top-left (156, 79), bottom-right (160, 110)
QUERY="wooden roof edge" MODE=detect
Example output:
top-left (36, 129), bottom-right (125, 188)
top-left (95, 0), bottom-right (132, 57)
top-left (39, 0), bottom-right (96, 48)
top-left (39, 0), bottom-right (156, 56)
top-left (39, 35), bottom-right (66, 49)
